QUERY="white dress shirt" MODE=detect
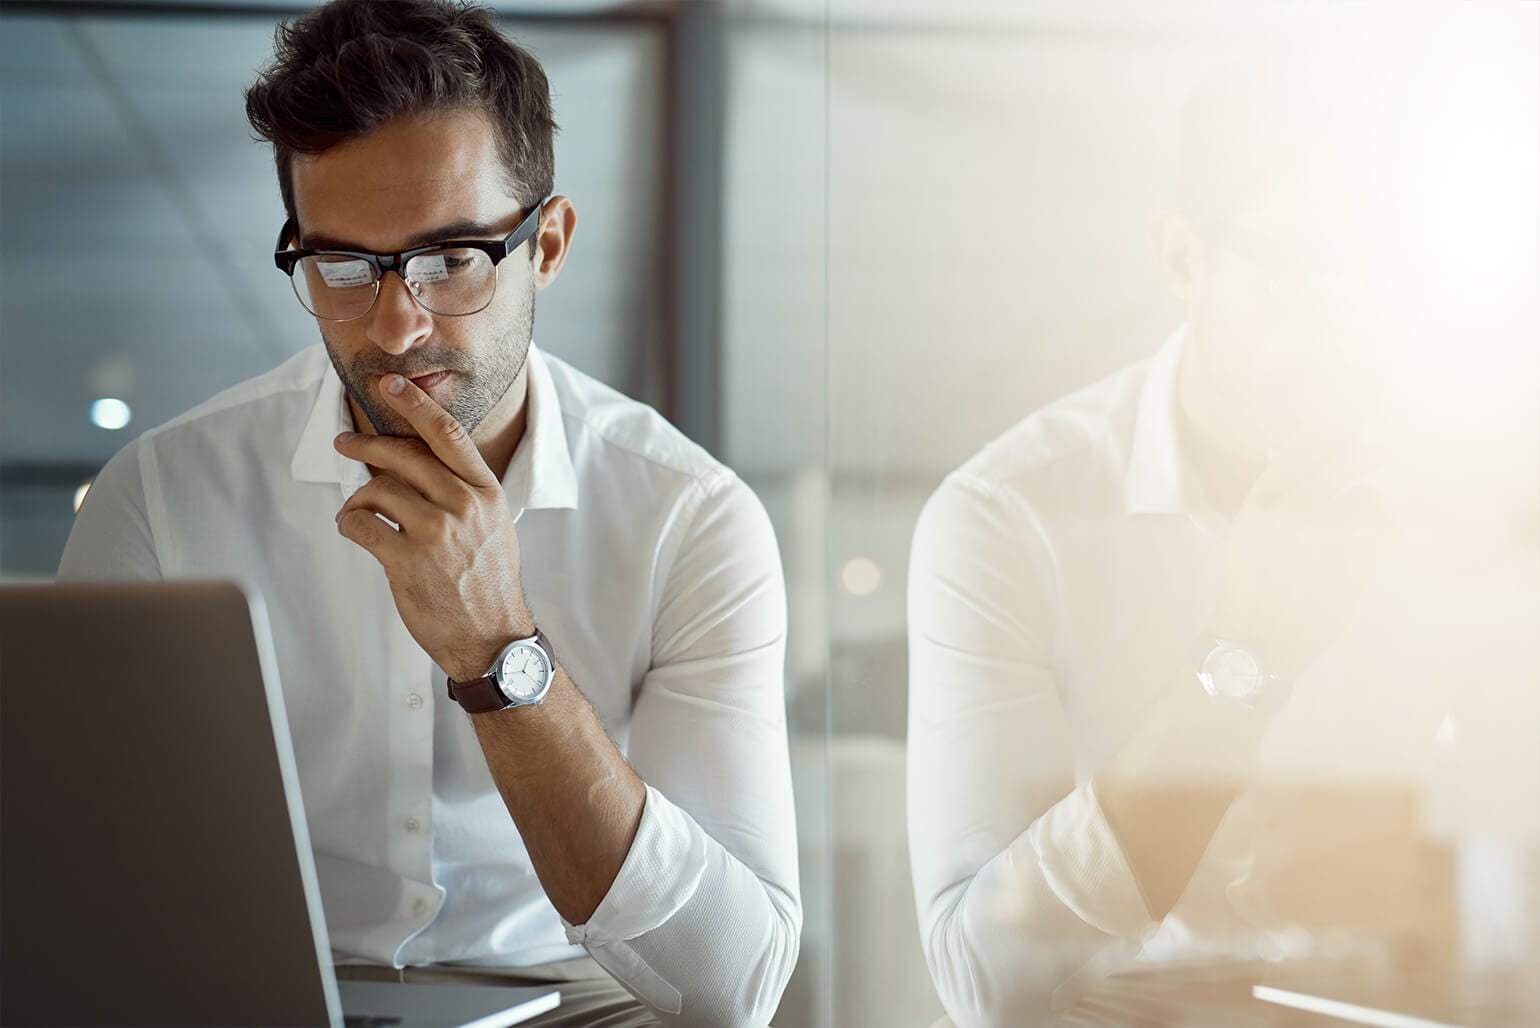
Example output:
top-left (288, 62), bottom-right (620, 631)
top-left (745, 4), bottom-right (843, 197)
top-left (907, 330), bottom-right (1535, 1026)
top-left (60, 343), bottom-right (801, 1026)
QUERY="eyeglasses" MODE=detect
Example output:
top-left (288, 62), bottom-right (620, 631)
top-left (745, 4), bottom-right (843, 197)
top-left (272, 200), bottom-right (546, 321)
top-left (1209, 221), bottom-right (1365, 325)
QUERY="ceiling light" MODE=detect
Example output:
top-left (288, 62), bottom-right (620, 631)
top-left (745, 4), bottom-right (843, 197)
top-left (90, 398), bottom-right (131, 431)
top-left (840, 557), bottom-right (882, 597)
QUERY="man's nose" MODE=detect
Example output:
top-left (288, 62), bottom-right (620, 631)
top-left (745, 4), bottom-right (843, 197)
top-left (366, 271), bottom-right (433, 355)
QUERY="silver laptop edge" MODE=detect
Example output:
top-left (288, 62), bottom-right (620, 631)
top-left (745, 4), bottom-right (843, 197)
top-left (241, 584), bottom-right (346, 1028)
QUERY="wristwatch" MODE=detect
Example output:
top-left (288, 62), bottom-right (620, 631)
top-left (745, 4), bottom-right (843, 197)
top-left (446, 630), bottom-right (556, 714)
top-left (1196, 639), bottom-right (1290, 713)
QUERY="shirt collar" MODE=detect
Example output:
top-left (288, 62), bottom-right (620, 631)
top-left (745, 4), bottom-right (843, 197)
top-left (502, 344), bottom-right (579, 515)
top-left (290, 351), bottom-right (353, 486)
top-left (290, 343), bottom-right (579, 515)
top-left (1124, 326), bottom-right (1201, 516)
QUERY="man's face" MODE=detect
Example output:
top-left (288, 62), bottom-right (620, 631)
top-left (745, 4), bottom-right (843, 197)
top-left (1183, 150), bottom-right (1404, 460)
top-left (290, 109), bottom-right (536, 438)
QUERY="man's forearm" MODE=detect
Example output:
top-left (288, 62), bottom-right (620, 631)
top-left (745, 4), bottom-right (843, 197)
top-left (469, 663), bottom-right (647, 925)
top-left (1094, 664), bottom-right (1272, 919)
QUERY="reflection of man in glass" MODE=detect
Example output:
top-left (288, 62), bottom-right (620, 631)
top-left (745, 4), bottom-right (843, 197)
top-left (907, 32), bottom-right (1538, 1027)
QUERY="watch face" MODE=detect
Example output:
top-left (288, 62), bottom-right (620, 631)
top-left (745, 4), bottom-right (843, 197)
top-left (499, 643), bottom-right (551, 701)
top-left (1203, 642), bottom-right (1264, 701)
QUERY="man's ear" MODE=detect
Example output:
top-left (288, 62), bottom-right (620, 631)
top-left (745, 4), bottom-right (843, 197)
top-left (1150, 209), bottom-right (1208, 306)
top-left (533, 195), bottom-right (577, 291)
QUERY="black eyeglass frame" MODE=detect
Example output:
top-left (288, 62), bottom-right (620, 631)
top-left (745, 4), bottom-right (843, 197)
top-left (271, 198), bottom-right (547, 320)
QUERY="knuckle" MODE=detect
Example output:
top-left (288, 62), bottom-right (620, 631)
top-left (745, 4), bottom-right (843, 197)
top-left (437, 414), bottom-right (469, 446)
top-left (424, 509), bottom-right (452, 540)
top-left (347, 484), bottom-right (380, 508)
top-left (447, 490), bottom-right (476, 520)
top-left (339, 508), bottom-right (388, 545)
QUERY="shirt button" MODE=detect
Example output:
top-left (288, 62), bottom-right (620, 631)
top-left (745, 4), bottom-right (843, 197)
top-left (407, 692), bottom-right (423, 710)
top-left (412, 898), bottom-right (429, 918)
top-left (404, 817), bottom-right (420, 833)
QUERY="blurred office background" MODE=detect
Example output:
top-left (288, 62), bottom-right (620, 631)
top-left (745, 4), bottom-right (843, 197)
top-left (2, 1), bottom-right (1536, 1025)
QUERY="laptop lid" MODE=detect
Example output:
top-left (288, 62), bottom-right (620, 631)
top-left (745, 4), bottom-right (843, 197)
top-left (1, 581), bottom-right (341, 1027)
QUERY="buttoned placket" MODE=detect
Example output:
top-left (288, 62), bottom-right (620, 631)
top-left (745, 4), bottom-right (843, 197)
top-left (338, 461), bottom-right (441, 952)
top-left (314, 343), bottom-right (580, 966)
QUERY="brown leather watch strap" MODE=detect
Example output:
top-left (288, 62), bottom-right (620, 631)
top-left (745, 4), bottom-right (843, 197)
top-left (445, 672), bottom-right (508, 714)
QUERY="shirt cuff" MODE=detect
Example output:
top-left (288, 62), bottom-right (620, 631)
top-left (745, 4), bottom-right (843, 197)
top-left (1027, 780), bottom-right (1156, 938)
top-left (563, 784), bottom-right (707, 946)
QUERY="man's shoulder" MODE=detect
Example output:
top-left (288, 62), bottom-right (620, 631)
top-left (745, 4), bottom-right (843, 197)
top-left (541, 350), bottom-right (733, 494)
top-left (950, 355), bottom-right (1152, 503)
top-left (139, 345), bottom-right (329, 451)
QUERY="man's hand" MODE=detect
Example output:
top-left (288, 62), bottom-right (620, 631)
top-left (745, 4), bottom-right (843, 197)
top-left (333, 372), bottom-right (529, 682)
top-left (1210, 457), bottom-right (1396, 681)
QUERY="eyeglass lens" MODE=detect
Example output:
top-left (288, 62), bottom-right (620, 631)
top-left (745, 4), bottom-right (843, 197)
top-left (290, 248), bottom-right (498, 320)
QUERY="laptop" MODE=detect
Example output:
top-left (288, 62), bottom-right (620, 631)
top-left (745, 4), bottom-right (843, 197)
top-left (0, 580), bottom-right (560, 1028)
top-left (1254, 968), bottom-right (1540, 1028)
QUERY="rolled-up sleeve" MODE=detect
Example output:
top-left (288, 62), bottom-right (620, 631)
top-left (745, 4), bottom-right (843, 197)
top-left (907, 473), bottom-right (1154, 1027)
top-left (565, 472), bottom-right (800, 1026)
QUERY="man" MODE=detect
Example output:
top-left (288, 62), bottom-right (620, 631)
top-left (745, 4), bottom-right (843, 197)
top-left (907, 31), bottom-right (1538, 1028)
top-left (59, 2), bottom-right (799, 1024)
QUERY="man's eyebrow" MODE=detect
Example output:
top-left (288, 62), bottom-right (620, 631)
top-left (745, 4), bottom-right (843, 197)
top-left (300, 221), bottom-right (501, 252)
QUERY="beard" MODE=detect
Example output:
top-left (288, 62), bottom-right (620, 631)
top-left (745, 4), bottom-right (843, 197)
top-left (321, 279), bottom-right (535, 439)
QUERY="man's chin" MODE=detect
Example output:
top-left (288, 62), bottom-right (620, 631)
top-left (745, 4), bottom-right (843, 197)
top-left (373, 421), bottom-right (423, 440)
top-left (354, 396), bottom-right (486, 440)
top-left (340, 393), bottom-right (418, 439)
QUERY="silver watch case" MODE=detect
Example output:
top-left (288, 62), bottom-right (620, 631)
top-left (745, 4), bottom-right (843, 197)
top-left (1197, 639), bottom-right (1272, 706)
top-left (491, 635), bottom-right (554, 707)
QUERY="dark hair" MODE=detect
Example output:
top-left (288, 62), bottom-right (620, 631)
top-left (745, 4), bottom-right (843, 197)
top-left (244, 0), bottom-right (556, 223)
top-left (1172, 28), bottom-right (1394, 230)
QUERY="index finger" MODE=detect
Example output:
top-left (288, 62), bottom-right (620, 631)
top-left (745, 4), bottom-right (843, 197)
top-left (378, 373), bottom-right (499, 489)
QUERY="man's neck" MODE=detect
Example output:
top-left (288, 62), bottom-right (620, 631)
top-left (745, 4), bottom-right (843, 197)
top-left (1174, 340), bottom-right (1267, 515)
top-left (471, 369), bottom-right (530, 482)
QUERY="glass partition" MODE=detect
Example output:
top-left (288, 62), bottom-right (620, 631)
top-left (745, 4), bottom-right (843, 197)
top-left (723, 4), bottom-right (832, 1022)
top-left (825, 1), bottom-right (1538, 1025)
